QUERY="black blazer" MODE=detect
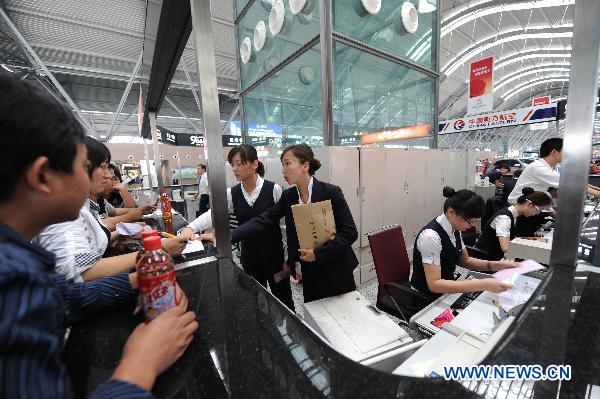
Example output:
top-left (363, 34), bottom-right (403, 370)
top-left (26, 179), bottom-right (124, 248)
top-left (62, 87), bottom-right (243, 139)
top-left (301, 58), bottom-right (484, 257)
top-left (231, 178), bottom-right (358, 301)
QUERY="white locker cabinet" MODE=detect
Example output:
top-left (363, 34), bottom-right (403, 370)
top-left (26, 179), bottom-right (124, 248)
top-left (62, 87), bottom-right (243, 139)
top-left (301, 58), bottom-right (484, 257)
top-left (383, 149), bottom-right (407, 237)
top-left (313, 147), bottom-right (361, 250)
top-left (403, 150), bottom-right (428, 238)
top-left (360, 148), bottom-right (387, 247)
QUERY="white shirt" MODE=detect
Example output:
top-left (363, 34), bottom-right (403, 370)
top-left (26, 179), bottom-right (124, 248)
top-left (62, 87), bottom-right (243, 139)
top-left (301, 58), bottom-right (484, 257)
top-left (296, 176), bottom-right (314, 204)
top-left (187, 176), bottom-right (282, 232)
top-left (490, 205), bottom-right (519, 238)
top-left (415, 214), bottom-right (465, 266)
top-left (198, 173), bottom-right (209, 196)
top-left (35, 199), bottom-right (109, 282)
top-left (508, 158), bottom-right (559, 204)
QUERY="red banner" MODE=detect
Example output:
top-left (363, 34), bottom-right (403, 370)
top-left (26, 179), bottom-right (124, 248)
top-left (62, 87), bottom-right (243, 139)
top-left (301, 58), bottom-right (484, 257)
top-left (359, 124), bottom-right (430, 145)
top-left (532, 96), bottom-right (551, 106)
top-left (468, 56), bottom-right (494, 115)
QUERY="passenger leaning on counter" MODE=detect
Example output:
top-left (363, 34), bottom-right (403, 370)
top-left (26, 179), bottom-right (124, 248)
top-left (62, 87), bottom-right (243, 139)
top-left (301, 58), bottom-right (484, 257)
top-left (180, 144), bottom-right (294, 311)
top-left (474, 187), bottom-right (553, 261)
top-left (411, 187), bottom-right (519, 300)
top-left (37, 137), bottom-right (187, 282)
top-left (230, 144), bottom-right (358, 303)
top-left (0, 72), bottom-right (197, 397)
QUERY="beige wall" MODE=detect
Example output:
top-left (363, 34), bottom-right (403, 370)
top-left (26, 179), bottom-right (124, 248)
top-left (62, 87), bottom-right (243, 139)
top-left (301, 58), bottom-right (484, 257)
top-left (106, 143), bottom-right (207, 164)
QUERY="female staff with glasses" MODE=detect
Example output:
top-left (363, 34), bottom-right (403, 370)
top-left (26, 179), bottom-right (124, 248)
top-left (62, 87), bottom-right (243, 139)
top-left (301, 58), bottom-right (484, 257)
top-left (473, 187), bottom-right (553, 261)
top-left (411, 187), bottom-right (519, 302)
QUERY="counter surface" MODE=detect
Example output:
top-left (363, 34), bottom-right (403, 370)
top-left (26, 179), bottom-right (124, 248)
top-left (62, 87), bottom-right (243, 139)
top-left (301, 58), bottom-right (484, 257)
top-left (63, 240), bottom-right (600, 399)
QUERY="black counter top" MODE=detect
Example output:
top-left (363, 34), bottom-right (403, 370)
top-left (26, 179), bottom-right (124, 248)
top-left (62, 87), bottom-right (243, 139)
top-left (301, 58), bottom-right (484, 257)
top-left (64, 255), bottom-right (600, 398)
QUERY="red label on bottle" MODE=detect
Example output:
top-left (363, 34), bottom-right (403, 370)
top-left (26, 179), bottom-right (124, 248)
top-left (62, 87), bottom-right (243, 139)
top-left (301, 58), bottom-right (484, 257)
top-left (138, 269), bottom-right (177, 322)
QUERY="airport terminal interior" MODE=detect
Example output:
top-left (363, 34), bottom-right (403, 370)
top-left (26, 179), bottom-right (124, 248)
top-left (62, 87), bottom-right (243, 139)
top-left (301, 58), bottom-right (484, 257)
top-left (1, 0), bottom-right (600, 398)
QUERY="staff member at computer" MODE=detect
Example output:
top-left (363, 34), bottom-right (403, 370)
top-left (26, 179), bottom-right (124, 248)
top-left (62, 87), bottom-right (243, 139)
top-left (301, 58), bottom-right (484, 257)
top-left (473, 187), bottom-right (553, 261)
top-left (230, 144), bottom-right (358, 303)
top-left (411, 187), bottom-right (519, 301)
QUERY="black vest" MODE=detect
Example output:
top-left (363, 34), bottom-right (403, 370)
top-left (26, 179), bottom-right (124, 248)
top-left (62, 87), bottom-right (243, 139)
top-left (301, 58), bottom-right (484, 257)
top-left (411, 218), bottom-right (463, 299)
top-left (231, 180), bottom-right (283, 269)
top-left (475, 207), bottom-right (515, 261)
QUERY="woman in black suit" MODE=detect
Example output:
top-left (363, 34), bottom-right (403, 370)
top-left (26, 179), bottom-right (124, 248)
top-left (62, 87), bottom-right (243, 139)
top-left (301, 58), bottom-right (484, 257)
top-left (231, 144), bottom-right (358, 303)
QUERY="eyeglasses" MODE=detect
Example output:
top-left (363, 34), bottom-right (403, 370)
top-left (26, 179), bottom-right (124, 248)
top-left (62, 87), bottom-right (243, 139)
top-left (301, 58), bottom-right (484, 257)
top-left (458, 213), bottom-right (480, 226)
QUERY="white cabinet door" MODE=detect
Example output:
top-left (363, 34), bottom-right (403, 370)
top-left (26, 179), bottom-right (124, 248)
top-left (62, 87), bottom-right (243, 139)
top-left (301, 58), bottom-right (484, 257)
top-left (329, 148), bottom-right (361, 249)
top-left (403, 150), bottom-right (428, 238)
top-left (360, 148), bottom-right (386, 247)
top-left (424, 150), bottom-right (445, 223)
top-left (383, 149), bottom-right (407, 232)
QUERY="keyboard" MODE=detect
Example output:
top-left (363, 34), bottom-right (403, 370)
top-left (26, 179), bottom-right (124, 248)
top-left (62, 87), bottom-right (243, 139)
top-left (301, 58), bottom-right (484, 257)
top-left (450, 290), bottom-right (482, 310)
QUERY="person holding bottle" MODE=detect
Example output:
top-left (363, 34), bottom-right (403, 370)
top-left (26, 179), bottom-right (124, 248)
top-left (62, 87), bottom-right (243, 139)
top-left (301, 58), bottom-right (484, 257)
top-left (180, 144), bottom-right (294, 311)
top-left (410, 186), bottom-right (519, 303)
top-left (229, 143), bottom-right (358, 303)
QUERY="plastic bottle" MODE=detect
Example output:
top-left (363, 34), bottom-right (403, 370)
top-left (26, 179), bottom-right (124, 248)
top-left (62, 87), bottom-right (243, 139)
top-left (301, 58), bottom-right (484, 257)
top-left (136, 230), bottom-right (159, 264)
top-left (159, 189), bottom-right (174, 234)
top-left (137, 236), bottom-right (178, 322)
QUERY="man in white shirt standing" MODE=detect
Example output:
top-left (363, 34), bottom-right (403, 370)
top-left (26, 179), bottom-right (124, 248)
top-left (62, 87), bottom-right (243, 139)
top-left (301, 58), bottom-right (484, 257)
top-left (508, 138), bottom-right (600, 236)
top-left (195, 164), bottom-right (210, 216)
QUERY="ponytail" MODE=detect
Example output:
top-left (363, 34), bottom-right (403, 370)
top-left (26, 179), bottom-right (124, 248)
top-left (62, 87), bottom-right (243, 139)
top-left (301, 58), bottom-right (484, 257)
top-left (256, 160), bottom-right (265, 177)
top-left (516, 187), bottom-right (553, 206)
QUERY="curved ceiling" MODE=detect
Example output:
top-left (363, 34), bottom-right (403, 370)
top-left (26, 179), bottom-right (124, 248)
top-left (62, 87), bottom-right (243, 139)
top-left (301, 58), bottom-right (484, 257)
top-left (439, 0), bottom-right (574, 120)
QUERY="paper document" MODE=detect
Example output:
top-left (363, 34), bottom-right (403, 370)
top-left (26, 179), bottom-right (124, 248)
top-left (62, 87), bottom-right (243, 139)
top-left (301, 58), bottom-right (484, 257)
top-left (498, 275), bottom-right (540, 310)
top-left (182, 239), bottom-right (204, 255)
top-left (291, 200), bottom-right (337, 249)
top-left (493, 259), bottom-right (544, 284)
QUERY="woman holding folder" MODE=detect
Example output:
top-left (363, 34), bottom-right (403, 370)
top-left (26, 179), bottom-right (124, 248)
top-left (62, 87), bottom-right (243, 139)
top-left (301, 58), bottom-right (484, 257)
top-left (180, 144), bottom-right (294, 310)
top-left (231, 144), bottom-right (358, 303)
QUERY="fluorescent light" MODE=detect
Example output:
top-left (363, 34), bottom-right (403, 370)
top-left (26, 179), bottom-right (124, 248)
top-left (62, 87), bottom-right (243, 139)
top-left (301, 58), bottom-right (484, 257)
top-left (442, 26), bottom-right (573, 76)
top-left (441, 0), bottom-right (575, 38)
top-left (496, 52), bottom-right (571, 70)
top-left (495, 66), bottom-right (571, 91)
top-left (502, 77), bottom-right (570, 101)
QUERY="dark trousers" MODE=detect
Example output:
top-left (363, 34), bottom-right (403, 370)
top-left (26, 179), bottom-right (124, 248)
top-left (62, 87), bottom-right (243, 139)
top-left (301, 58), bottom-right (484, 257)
top-left (198, 194), bottom-right (210, 217)
top-left (242, 253), bottom-right (295, 312)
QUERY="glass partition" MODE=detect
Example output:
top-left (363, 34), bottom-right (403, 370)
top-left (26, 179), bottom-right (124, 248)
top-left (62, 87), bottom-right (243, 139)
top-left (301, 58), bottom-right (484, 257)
top-left (237, 0), bottom-right (320, 91)
top-left (243, 44), bottom-right (323, 152)
top-left (333, 41), bottom-right (435, 146)
top-left (332, 0), bottom-right (438, 71)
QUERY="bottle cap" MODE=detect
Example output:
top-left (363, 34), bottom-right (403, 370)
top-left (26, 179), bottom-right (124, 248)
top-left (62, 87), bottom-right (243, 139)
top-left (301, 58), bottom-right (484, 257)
top-left (142, 236), bottom-right (162, 251)
top-left (140, 230), bottom-right (159, 240)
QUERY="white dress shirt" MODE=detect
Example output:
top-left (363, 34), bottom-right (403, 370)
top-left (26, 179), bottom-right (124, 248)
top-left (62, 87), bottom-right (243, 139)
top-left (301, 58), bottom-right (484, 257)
top-left (186, 175), bottom-right (282, 232)
top-left (35, 199), bottom-right (109, 282)
top-left (296, 176), bottom-right (314, 204)
top-left (508, 158), bottom-right (559, 204)
top-left (490, 205), bottom-right (519, 237)
top-left (415, 214), bottom-right (465, 266)
top-left (198, 173), bottom-right (209, 196)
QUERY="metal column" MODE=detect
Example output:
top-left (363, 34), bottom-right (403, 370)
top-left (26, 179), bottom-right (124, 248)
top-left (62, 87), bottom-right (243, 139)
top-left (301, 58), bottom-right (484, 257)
top-left (432, 0), bottom-right (441, 149)
top-left (550, 0), bottom-right (600, 268)
top-left (319, 0), bottom-right (334, 146)
top-left (149, 112), bottom-right (165, 190)
top-left (189, 0), bottom-right (232, 258)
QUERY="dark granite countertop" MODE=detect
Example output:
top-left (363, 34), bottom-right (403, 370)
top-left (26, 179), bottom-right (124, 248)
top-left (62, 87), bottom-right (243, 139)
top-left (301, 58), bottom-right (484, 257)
top-left (64, 255), bottom-right (600, 398)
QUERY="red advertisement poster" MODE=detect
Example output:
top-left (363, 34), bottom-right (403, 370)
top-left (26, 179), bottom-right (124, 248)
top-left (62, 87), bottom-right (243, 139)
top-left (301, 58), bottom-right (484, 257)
top-left (532, 96), bottom-right (551, 106)
top-left (468, 56), bottom-right (494, 115)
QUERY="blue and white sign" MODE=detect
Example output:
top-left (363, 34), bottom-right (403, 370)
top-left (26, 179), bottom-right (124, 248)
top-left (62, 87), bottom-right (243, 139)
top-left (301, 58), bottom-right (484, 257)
top-left (230, 121), bottom-right (282, 137)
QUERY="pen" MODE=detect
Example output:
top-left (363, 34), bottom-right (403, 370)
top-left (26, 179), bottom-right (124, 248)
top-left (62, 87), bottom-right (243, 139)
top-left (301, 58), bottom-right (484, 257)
top-left (492, 299), bottom-right (501, 308)
top-left (161, 232), bottom-right (177, 238)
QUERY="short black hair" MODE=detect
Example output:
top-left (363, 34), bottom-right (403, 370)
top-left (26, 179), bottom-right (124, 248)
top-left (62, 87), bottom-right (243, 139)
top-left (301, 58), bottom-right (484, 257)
top-left (85, 136), bottom-right (111, 177)
top-left (442, 186), bottom-right (485, 219)
top-left (197, 164), bottom-right (207, 172)
top-left (108, 163), bottom-right (122, 182)
top-left (513, 169), bottom-right (523, 178)
top-left (0, 72), bottom-right (85, 203)
top-left (539, 138), bottom-right (563, 158)
top-left (497, 164), bottom-right (510, 171)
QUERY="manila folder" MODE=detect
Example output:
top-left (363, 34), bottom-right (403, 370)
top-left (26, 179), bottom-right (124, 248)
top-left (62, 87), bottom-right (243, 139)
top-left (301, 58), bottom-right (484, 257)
top-left (291, 200), bottom-right (337, 250)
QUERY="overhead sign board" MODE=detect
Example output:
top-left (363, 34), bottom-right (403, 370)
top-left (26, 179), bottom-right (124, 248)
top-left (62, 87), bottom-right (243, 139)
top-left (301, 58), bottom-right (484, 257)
top-left (360, 124), bottom-right (430, 144)
top-left (156, 126), bottom-right (178, 145)
top-left (439, 104), bottom-right (557, 134)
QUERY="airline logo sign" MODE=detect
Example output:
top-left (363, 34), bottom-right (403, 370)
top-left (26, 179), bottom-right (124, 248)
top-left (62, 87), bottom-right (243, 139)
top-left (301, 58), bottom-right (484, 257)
top-left (439, 104), bottom-right (557, 134)
top-left (532, 96), bottom-right (551, 106)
